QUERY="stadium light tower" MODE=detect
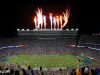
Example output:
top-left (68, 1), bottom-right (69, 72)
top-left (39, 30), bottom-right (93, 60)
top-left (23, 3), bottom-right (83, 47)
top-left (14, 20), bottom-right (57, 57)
top-left (22, 29), bottom-right (24, 31)
top-left (17, 29), bottom-right (20, 31)
top-left (76, 28), bottom-right (78, 31)
top-left (71, 28), bottom-right (74, 31)
top-left (66, 29), bottom-right (69, 31)
top-left (27, 29), bottom-right (30, 31)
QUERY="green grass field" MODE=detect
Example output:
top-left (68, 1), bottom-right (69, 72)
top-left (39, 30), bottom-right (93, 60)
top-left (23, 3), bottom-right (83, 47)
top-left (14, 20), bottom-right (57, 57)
top-left (5, 54), bottom-right (96, 68)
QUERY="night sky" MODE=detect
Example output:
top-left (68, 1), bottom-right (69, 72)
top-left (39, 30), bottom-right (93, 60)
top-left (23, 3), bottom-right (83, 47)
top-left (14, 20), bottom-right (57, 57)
top-left (17, 3), bottom-right (77, 29)
top-left (0, 0), bottom-right (100, 37)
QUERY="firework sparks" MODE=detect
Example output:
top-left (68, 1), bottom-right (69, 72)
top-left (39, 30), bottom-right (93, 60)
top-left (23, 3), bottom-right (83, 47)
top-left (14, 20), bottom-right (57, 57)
top-left (49, 13), bottom-right (53, 30)
top-left (62, 8), bottom-right (70, 28)
top-left (43, 15), bottom-right (46, 30)
top-left (35, 8), bottom-right (43, 30)
top-left (60, 15), bottom-right (63, 30)
top-left (34, 7), bottom-right (70, 30)
top-left (56, 16), bottom-right (60, 30)
top-left (34, 16), bottom-right (37, 30)
top-left (53, 17), bottom-right (56, 30)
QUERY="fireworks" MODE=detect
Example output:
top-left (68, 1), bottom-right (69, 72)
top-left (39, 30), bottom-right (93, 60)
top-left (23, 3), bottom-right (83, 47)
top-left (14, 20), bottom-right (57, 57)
top-left (56, 16), bottom-right (59, 30)
top-left (33, 8), bottom-right (70, 30)
top-left (35, 8), bottom-right (43, 30)
top-left (49, 13), bottom-right (53, 30)
top-left (53, 17), bottom-right (56, 30)
top-left (43, 15), bottom-right (46, 29)
top-left (34, 16), bottom-right (37, 29)
top-left (60, 15), bottom-right (63, 30)
top-left (62, 9), bottom-right (70, 28)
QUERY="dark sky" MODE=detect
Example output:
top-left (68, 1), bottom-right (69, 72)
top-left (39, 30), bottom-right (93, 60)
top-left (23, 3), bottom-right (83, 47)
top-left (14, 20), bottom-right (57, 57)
top-left (77, 0), bottom-right (100, 34)
top-left (17, 2), bottom-right (77, 29)
top-left (0, 0), bottom-right (100, 37)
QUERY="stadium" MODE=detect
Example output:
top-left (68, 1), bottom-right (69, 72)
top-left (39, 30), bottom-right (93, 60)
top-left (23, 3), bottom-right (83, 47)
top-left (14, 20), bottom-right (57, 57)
top-left (0, 0), bottom-right (100, 75)
top-left (0, 29), bottom-right (100, 75)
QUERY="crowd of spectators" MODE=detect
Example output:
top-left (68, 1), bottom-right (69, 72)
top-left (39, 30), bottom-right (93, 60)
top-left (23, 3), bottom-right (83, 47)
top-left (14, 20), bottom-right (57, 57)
top-left (0, 34), bottom-right (100, 75)
top-left (0, 35), bottom-right (100, 59)
top-left (0, 64), bottom-right (100, 75)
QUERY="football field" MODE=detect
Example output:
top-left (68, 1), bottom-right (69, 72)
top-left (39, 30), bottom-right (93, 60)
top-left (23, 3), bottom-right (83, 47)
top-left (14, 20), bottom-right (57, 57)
top-left (5, 54), bottom-right (97, 68)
